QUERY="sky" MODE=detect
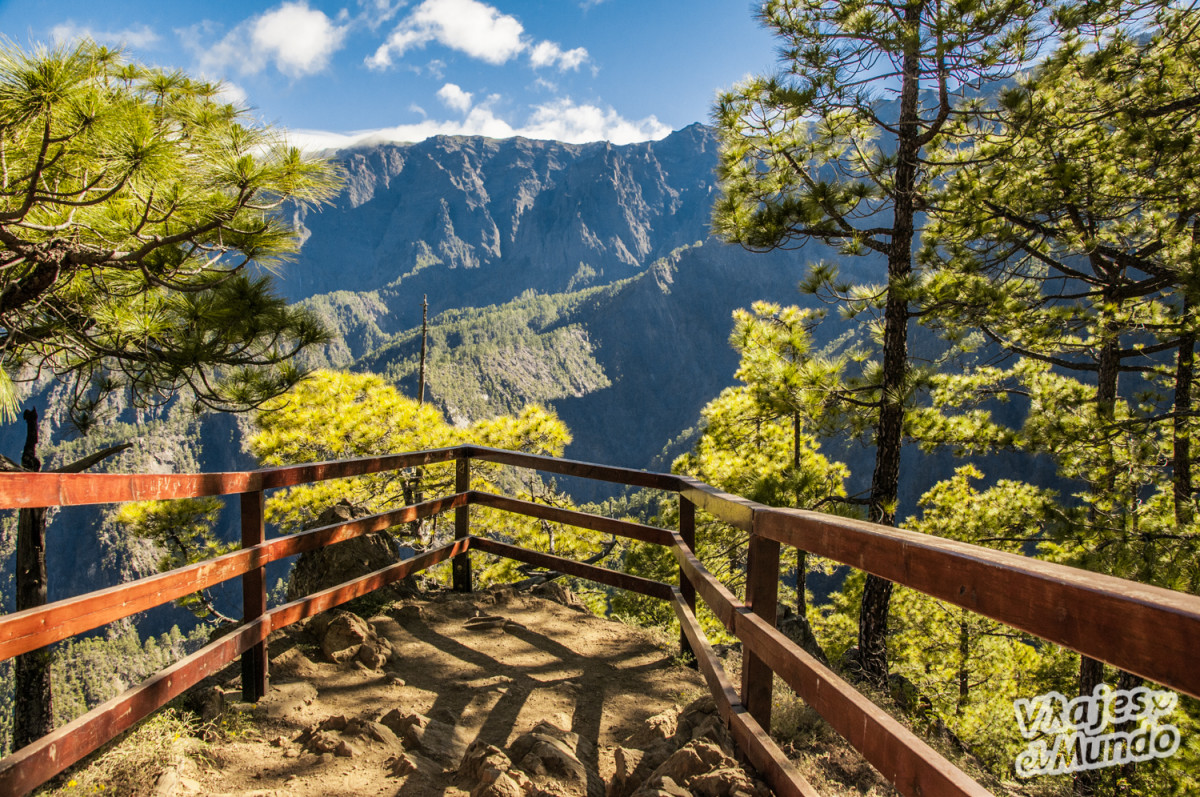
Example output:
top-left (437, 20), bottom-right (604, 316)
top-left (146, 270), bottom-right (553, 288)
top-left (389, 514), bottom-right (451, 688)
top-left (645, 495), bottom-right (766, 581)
top-left (0, 0), bottom-right (779, 150)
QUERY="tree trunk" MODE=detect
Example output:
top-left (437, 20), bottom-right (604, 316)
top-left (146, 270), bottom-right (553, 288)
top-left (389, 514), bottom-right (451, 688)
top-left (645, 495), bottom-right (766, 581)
top-left (956, 611), bottom-right (969, 717)
top-left (857, 4), bottom-right (920, 689)
top-left (1174, 309), bottom-right (1194, 526)
top-left (1073, 655), bottom-right (1105, 797)
top-left (13, 407), bottom-right (53, 748)
top-left (791, 548), bottom-right (830, 665)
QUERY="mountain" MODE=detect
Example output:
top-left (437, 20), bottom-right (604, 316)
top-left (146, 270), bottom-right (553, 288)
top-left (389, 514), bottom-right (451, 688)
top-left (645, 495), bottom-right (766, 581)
top-left (284, 123), bottom-right (722, 332)
top-left (0, 122), bottom-right (1056, 619)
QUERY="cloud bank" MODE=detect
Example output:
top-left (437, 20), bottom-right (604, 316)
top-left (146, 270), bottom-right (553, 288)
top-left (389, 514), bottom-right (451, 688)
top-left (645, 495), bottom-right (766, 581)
top-left (287, 97), bottom-right (672, 151)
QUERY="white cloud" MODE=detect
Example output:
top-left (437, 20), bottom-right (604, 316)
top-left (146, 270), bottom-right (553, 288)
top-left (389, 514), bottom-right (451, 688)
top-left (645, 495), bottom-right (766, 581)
top-left (51, 22), bottom-right (160, 49)
top-left (357, 0), bottom-right (407, 30)
top-left (436, 83), bottom-right (473, 114)
top-left (368, 0), bottom-right (587, 72)
top-left (529, 41), bottom-right (588, 71)
top-left (287, 97), bottom-right (672, 151)
top-left (522, 99), bottom-right (671, 144)
top-left (214, 81), bottom-right (249, 108)
top-left (368, 0), bottom-right (524, 68)
top-left (252, 3), bottom-right (348, 76)
top-left (186, 2), bottom-right (348, 79)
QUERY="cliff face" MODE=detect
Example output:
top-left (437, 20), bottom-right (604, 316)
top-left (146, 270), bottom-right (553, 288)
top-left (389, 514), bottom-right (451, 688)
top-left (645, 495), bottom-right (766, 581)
top-left (283, 124), bottom-right (720, 331)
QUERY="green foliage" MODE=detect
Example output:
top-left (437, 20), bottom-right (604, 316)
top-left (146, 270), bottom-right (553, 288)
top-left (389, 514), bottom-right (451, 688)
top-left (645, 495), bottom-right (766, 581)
top-left (361, 284), bottom-right (620, 424)
top-left (0, 623), bottom-right (207, 757)
top-left (0, 40), bottom-right (341, 421)
top-left (248, 370), bottom-right (610, 588)
top-left (114, 498), bottom-right (235, 621)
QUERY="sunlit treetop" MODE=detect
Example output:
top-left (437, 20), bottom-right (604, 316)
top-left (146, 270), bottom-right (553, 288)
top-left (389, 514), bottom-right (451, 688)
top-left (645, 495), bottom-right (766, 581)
top-left (0, 39), bottom-right (342, 422)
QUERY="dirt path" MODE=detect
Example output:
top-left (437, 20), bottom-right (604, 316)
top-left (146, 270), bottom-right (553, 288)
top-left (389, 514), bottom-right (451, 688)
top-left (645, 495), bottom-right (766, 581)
top-left (173, 586), bottom-right (707, 796)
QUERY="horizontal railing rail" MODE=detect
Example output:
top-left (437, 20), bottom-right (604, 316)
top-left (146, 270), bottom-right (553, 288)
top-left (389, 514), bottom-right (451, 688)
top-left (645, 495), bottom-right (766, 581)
top-left (0, 445), bottom-right (1197, 797)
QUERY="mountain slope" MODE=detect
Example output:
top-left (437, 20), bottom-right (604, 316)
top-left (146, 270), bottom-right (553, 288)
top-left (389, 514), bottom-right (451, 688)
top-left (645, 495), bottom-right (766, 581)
top-left (284, 124), bottom-right (721, 331)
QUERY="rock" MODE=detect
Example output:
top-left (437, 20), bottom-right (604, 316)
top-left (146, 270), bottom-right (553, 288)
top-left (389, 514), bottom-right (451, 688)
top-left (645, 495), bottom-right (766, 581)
top-left (609, 747), bottom-right (644, 797)
top-left (193, 686), bottom-right (225, 724)
top-left (470, 769), bottom-right (527, 797)
top-left (633, 740), bottom-right (739, 797)
top-left (459, 740), bottom-right (514, 782)
top-left (318, 714), bottom-right (350, 732)
top-left (303, 730), bottom-right (341, 755)
top-left (347, 719), bottom-right (400, 748)
top-left (151, 767), bottom-right (179, 796)
top-left (380, 711), bottom-right (468, 768)
top-left (624, 709), bottom-right (677, 749)
top-left (334, 739), bottom-right (358, 758)
top-left (355, 640), bottom-right (390, 670)
top-left (531, 581), bottom-right (588, 611)
top-left (313, 612), bottom-right (372, 664)
top-left (177, 777), bottom-right (203, 794)
top-left (610, 698), bottom-right (740, 797)
top-left (386, 753), bottom-right (419, 777)
top-left (508, 722), bottom-right (601, 797)
top-left (287, 500), bottom-right (417, 600)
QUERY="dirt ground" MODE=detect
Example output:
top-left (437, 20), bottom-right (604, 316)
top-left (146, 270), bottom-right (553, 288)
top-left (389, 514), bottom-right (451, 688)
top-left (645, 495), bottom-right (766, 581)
top-left (169, 586), bottom-right (707, 797)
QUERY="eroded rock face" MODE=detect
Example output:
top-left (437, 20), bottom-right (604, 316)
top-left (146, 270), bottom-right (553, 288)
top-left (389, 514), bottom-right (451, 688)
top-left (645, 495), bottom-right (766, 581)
top-left (455, 697), bottom-right (770, 797)
top-left (286, 500), bottom-right (413, 601)
top-left (508, 721), bottom-right (603, 797)
top-left (608, 696), bottom-right (768, 797)
top-left (380, 710), bottom-right (470, 768)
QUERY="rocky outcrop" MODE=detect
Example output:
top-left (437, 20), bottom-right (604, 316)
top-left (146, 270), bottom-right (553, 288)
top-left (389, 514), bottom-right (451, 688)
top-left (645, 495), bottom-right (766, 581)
top-left (608, 696), bottom-right (769, 797)
top-left (454, 697), bottom-right (770, 797)
top-left (286, 500), bottom-right (417, 602)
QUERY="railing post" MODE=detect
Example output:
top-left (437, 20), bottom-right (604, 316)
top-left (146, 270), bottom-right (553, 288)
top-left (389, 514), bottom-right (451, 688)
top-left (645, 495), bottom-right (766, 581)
top-left (742, 529), bottom-right (779, 732)
top-left (678, 496), bottom-right (697, 667)
top-left (452, 455), bottom-right (472, 592)
top-left (240, 489), bottom-right (267, 702)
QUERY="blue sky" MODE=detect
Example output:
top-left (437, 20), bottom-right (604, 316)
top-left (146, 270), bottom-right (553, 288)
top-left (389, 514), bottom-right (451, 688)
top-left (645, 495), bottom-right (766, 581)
top-left (0, 0), bottom-right (778, 148)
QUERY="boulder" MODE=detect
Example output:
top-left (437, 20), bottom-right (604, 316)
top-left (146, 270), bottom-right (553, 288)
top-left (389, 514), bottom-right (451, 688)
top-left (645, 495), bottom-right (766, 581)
top-left (286, 499), bottom-right (416, 600)
top-left (307, 610), bottom-right (394, 669)
top-left (460, 740), bottom-right (514, 782)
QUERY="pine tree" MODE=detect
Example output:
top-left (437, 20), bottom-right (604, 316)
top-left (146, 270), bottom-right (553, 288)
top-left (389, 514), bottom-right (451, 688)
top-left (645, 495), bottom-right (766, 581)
top-left (713, 0), bottom-right (1050, 685)
top-left (0, 40), bottom-right (339, 748)
top-left (0, 41), bottom-right (339, 421)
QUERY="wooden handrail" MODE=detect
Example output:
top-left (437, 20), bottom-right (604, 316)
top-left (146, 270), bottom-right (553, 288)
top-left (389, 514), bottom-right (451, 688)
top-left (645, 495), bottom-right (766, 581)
top-left (0, 447), bottom-right (1198, 797)
top-left (0, 493), bottom-right (468, 661)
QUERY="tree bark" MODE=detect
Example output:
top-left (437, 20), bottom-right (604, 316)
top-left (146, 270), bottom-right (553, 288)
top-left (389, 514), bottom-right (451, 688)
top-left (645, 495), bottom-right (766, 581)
top-left (1174, 308), bottom-right (1194, 526)
top-left (13, 407), bottom-right (53, 748)
top-left (1073, 655), bottom-right (1105, 797)
top-left (857, 2), bottom-right (920, 689)
top-left (956, 612), bottom-right (969, 717)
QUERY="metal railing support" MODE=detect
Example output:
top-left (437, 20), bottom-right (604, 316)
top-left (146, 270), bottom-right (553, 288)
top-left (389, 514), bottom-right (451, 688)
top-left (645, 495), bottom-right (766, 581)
top-left (240, 489), bottom-right (267, 702)
top-left (452, 455), bottom-right (472, 592)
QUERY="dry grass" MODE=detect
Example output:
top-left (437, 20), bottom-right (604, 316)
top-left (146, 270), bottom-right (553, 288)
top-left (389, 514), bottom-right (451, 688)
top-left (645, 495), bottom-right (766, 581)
top-left (36, 709), bottom-right (203, 797)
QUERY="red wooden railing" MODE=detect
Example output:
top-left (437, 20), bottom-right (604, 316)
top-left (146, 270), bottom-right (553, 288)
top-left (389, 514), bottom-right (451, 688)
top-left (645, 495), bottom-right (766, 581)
top-left (0, 445), bottom-right (1198, 797)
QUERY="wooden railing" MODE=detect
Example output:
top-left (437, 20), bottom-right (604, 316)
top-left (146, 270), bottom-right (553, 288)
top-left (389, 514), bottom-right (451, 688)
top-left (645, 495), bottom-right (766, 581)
top-left (1, 446), bottom-right (1198, 797)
